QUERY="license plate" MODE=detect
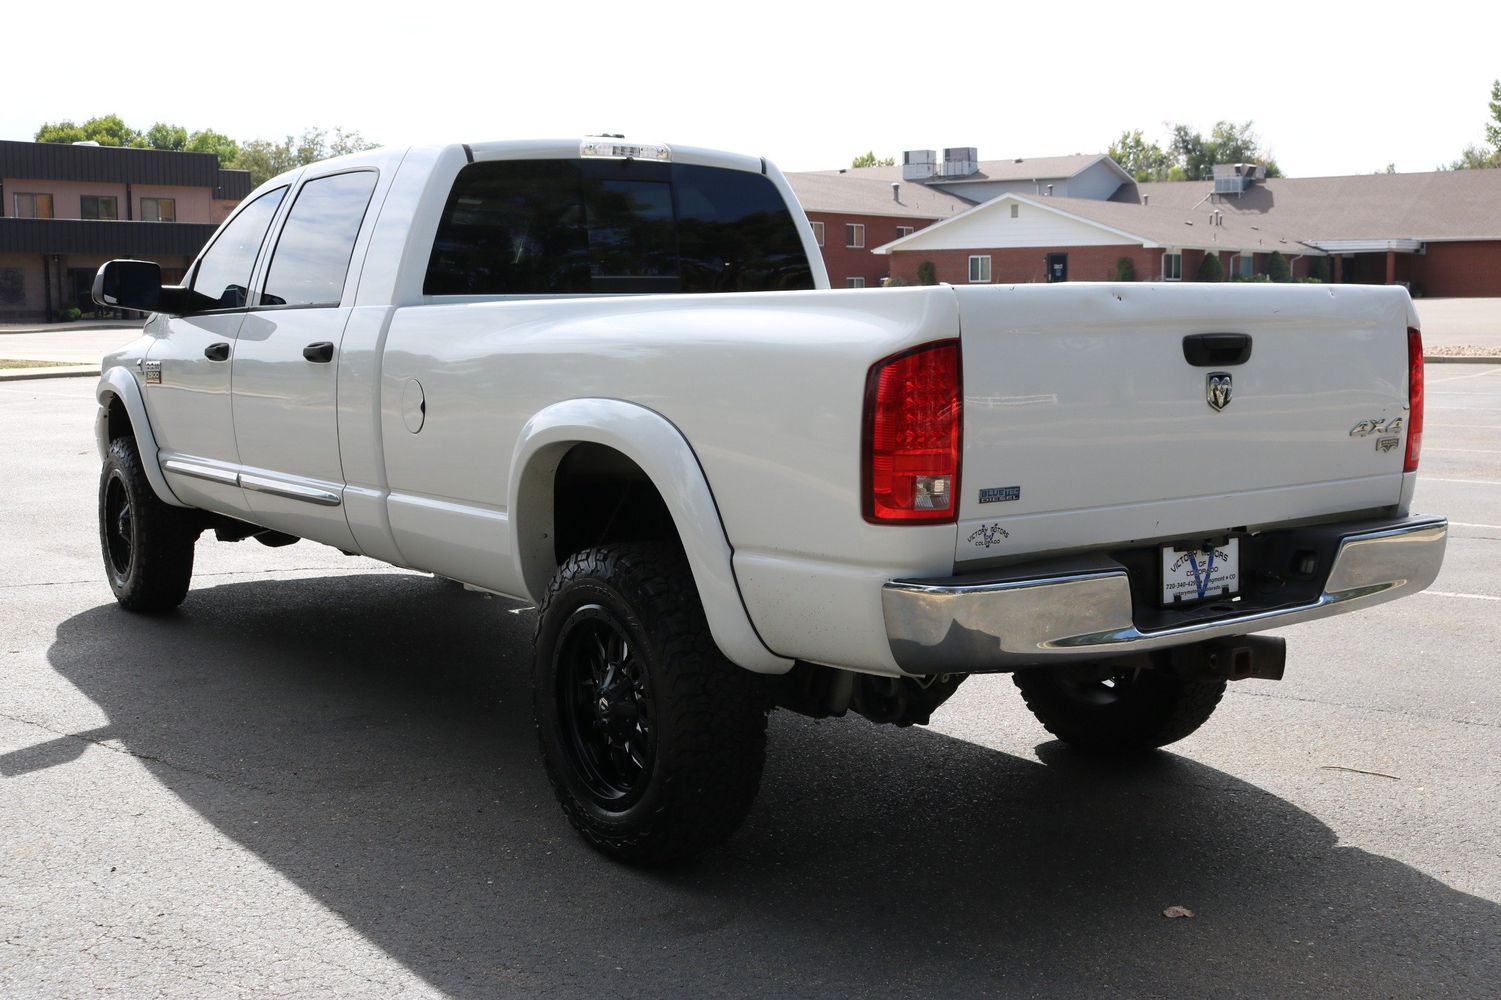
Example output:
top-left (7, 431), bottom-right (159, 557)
top-left (1161, 539), bottom-right (1240, 604)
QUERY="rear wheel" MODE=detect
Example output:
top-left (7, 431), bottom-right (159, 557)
top-left (1012, 664), bottom-right (1225, 752)
top-left (99, 436), bottom-right (199, 612)
top-left (533, 543), bottom-right (769, 865)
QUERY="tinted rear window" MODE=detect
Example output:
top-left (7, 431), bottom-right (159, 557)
top-left (424, 159), bottom-right (814, 295)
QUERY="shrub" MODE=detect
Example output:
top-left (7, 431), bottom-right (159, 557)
top-left (1195, 253), bottom-right (1224, 282)
top-left (1115, 257), bottom-right (1136, 282)
top-left (1307, 257), bottom-right (1331, 283)
top-left (916, 260), bottom-right (937, 285)
top-left (1268, 251), bottom-right (1291, 283)
top-left (63, 306), bottom-right (82, 321)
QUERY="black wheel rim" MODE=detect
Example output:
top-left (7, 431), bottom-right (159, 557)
top-left (555, 604), bottom-right (656, 808)
top-left (104, 472), bottom-right (133, 579)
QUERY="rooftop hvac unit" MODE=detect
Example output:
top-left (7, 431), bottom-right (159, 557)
top-left (1212, 163), bottom-right (1263, 195)
top-left (942, 146), bottom-right (979, 177)
top-left (902, 149), bottom-right (937, 181)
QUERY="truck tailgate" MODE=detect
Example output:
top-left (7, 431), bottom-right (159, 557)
top-left (953, 283), bottom-right (1415, 563)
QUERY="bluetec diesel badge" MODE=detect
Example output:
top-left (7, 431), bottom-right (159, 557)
top-left (979, 486), bottom-right (1021, 504)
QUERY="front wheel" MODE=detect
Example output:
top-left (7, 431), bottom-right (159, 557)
top-left (99, 436), bottom-right (199, 611)
top-left (1012, 663), bottom-right (1226, 752)
top-left (533, 543), bottom-right (769, 865)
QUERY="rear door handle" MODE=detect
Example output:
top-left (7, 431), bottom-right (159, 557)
top-left (204, 342), bottom-right (230, 361)
top-left (303, 342), bottom-right (334, 364)
top-left (1183, 333), bottom-right (1252, 367)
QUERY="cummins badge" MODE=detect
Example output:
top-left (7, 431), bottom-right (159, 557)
top-left (1207, 372), bottom-right (1232, 411)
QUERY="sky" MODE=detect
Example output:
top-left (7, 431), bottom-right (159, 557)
top-left (5, 0), bottom-right (1498, 178)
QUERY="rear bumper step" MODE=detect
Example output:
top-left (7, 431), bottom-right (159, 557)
top-left (883, 515), bottom-right (1447, 674)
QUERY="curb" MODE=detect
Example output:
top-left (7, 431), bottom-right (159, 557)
top-left (0, 366), bottom-right (99, 382)
top-left (1424, 356), bottom-right (1501, 365)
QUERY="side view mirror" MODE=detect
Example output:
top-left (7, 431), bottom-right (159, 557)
top-left (93, 260), bottom-right (200, 315)
top-left (92, 259), bottom-right (162, 313)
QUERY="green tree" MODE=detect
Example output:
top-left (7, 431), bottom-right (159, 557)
top-left (851, 150), bottom-right (896, 168)
top-left (228, 127), bottom-right (379, 187)
top-left (185, 129), bottom-right (240, 165)
top-left (35, 113), bottom-right (139, 147)
top-left (143, 122), bottom-right (189, 150)
top-left (1487, 78), bottom-right (1501, 149)
top-left (1114, 256), bottom-right (1136, 281)
top-left (916, 260), bottom-right (937, 285)
top-left (1118, 120), bottom-right (1280, 181)
top-left (1108, 129), bottom-right (1173, 182)
top-left (1267, 250), bottom-right (1291, 283)
top-left (1447, 144), bottom-right (1501, 170)
top-left (1195, 253), bottom-right (1224, 282)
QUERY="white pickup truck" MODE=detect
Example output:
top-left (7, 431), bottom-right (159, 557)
top-left (92, 138), bottom-right (1446, 863)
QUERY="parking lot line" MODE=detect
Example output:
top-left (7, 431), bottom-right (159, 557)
top-left (1422, 590), bottom-right (1501, 602)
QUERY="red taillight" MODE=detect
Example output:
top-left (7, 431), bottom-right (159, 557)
top-left (863, 340), bottom-right (962, 524)
top-left (1405, 326), bottom-right (1424, 473)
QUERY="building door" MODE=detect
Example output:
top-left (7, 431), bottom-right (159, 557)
top-left (67, 268), bottom-right (95, 313)
top-left (1046, 253), bottom-right (1068, 282)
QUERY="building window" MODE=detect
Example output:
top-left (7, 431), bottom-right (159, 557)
top-left (141, 197), bottom-right (176, 222)
top-left (1163, 251), bottom-right (1183, 281)
top-left (811, 220), bottom-right (825, 247)
top-left (1010, 204), bottom-right (1019, 219)
top-left (1237, 254), bottom-right (1254, 278)
top-left (896, 226), bottom-right (914, 238)
top-left (13, 193), bottom-right (54, 219)
top-left (80, 196), bottom-right (119, 221)
top-left (846, 277), bottom-right (866, 288)
top-left (846, 223), bottom-right (865, 248)
top-left (968, 255), bottom-right (991, 283)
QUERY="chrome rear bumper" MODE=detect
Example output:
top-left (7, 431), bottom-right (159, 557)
top-left (883, 516), bottom-right (1447, 674)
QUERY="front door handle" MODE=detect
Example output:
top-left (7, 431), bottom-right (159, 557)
top-left (303, 342), bottom-right (334, 364)
top-left (204, 342), bottom-right (230, 362)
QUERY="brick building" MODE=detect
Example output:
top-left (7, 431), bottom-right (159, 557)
top-left (878, 190), bottom-right (1322, 285)
top-left (785, 171), bottom-right (969, 287)
top-left (0, 140), bottom-right (250, 321)
top-left (795, 147), bottom-right (1501, 296)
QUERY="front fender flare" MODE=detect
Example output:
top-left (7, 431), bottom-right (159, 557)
top-left (509, 399), bottom-right (792, 675)
top-left (95, 367), bottom-right (188, 507)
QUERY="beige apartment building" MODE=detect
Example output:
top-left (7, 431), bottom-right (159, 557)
top-left (0, 140), bottom-right (250, 321)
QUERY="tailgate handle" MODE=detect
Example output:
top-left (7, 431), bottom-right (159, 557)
top-left (1183, 333), bottom-right (1252, 367)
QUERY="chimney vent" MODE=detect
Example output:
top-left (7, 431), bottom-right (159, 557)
top-left (891, 182), bottom-right (900, 201)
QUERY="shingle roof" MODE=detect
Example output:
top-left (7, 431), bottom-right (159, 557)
top-left (785, 172), bottom-right (973, 220)
top-left (1031, 194), bottom-right (1319, 254)
top-left (1119, 170), bottom-right (1501, 242)
top-left (873, 191), bottom-right (1321, 257)
top-left (800, 153), bottom-right (1110, 185)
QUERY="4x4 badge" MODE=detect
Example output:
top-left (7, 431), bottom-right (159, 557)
top-left (1207, 372), bottom-right (1232, 411)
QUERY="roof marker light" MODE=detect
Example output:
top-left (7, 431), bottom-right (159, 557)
top-left (580, 140), bottom-right (671, 162)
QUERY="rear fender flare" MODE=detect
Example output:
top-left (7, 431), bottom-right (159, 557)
top-left (509, 398), bottom-right (791, 675)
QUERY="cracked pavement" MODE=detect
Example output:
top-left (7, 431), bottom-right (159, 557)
top-left (1, 372), bottom-right (1498, 999)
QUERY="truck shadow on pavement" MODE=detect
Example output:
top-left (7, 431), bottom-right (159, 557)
top-left (43, 572), bottom-right (1501, 999)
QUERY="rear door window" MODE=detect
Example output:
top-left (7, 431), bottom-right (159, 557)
top-left (260, 171), bottom-right (378, 307)
top-left (424, 159), bottom-right (813, 295)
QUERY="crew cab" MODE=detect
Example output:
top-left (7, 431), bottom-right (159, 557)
top-left (91, 138), bottom-right (1447, 863)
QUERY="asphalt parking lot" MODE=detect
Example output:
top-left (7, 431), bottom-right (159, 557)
top-left (2, 371), bottom-right (1498, 999)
